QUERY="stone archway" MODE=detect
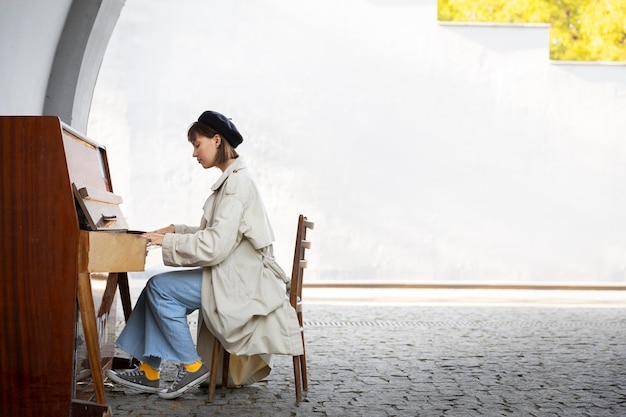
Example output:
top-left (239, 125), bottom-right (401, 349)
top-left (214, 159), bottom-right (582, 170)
top-left (43, 0), bottom-right (125, 132)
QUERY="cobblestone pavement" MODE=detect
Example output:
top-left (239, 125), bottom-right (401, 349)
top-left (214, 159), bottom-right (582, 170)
top-left (104, 284), bottom-right (626, 416)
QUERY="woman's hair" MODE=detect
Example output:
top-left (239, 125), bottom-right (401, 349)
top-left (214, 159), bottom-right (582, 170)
top-left (188, 121), bottom-right (239, 165)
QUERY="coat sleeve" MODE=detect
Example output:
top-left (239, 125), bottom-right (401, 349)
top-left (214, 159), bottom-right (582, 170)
top-left (161, 194), bottom-right (244, 267)
top-left (173, 224), bottom-right (200, 234)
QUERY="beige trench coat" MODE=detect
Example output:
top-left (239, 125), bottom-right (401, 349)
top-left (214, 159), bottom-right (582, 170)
top-left (161, 157), bottom-right (303, 385)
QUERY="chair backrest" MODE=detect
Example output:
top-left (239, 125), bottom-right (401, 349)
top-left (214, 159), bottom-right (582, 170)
top-left (289, 214), bottom-right (314, 309)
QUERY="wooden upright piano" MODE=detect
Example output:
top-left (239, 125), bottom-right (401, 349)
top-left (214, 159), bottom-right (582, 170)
top-left (0, 116), bottom-right (147, 416)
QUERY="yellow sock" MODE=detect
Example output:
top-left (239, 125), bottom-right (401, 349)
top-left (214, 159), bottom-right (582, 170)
top-left (139, 362), bottom-right (160, 380)
top-left (183, 360), bottom-right (203, 373)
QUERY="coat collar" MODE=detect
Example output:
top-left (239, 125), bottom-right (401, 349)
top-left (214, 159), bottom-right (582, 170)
top-left (211, 157), bottom-right (247, 191)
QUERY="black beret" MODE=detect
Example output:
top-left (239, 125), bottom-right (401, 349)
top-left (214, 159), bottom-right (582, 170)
top-left (197, 110), bottom-right (243, 148)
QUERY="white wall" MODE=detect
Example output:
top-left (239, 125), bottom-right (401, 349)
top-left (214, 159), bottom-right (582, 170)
top-left (88, 0), bottom-right (626, 283)
top-left (0, 0), bottom-right (72, 114)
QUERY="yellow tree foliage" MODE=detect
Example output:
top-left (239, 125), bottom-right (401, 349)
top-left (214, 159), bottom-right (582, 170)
top-left (438, 0), bottom-right (626, 62)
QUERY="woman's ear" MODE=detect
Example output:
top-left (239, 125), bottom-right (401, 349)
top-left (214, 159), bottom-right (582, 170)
top-left (214, 134), bottom-right (222, 147)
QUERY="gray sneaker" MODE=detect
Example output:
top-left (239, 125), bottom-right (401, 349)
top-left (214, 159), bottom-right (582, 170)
top-left (158, 364), bottom-right (210, 399)
top-left (106, 368), bottom-right (161, 393)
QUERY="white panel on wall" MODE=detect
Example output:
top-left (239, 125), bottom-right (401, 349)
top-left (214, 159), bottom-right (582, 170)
top-left (88, 0), bottom-right (626, 283)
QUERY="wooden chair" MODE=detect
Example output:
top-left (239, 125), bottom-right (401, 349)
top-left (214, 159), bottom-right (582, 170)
top-left (208, 214), bottom-right (314, 403)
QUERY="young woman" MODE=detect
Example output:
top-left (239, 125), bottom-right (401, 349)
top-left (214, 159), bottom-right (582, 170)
top-left (107, 110), bottom-right (303, 399)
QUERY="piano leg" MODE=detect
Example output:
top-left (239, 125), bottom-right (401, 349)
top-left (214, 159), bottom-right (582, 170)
top-left (110, 272), bottom-right (141, 370)
top-left (116, 272), bottom-right (133, 322)
top-left (76, 272), bottom-right (107, 405)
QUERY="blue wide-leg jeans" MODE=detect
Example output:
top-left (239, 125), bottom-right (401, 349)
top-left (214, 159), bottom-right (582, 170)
top-left (115, 268), bottom-right (203, 370)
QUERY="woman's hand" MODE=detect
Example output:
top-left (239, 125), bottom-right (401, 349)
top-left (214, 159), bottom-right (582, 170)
top-left (153, 224), bottom-right (175, 234)
top-left (143, 232), bottom-right (165, 246)
top-left (143, 224), bottom-right (174, 246)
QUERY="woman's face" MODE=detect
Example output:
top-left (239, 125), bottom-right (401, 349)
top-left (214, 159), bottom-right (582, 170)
top-left (192, 134), bottom-right (220, 169)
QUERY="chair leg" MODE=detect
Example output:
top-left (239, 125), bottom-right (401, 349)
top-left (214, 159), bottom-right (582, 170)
top-left (300, 351), bottom-right (308, 391)
top-left (293, 356), bottom-right (302, 403)
top-left (221, 350), bottom-right (230, 388)
top-left (299, 327), bottom-right (308, 391)
top-left (208, 338), bottom-right (221, 402)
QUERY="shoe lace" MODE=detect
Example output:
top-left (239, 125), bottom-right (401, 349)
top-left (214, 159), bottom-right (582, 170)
top-left (122, 368), bottom-right (145, 377)
top-left (172, 365), bottom-right (188, 387)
